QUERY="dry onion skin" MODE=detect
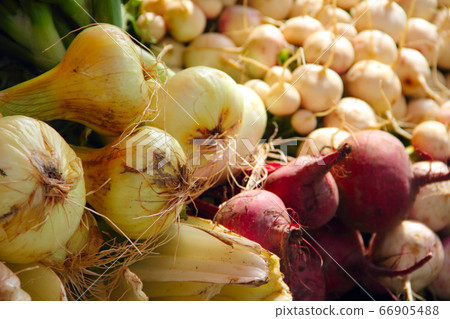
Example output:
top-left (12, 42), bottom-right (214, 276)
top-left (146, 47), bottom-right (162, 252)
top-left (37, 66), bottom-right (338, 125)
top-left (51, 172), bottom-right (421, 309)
top-left (6, 262), bottom-right (68, 301)
top-left (0, 262), bottom-right (31, 301)
top-left (0, 115), bottom-right (85, 264)
top-left (77, 125), bottom-right (189, 240)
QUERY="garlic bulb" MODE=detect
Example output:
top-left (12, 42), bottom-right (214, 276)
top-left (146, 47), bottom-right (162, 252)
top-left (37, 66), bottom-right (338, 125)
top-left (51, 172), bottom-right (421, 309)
top-left (0, 115), bottom-right (85, 264)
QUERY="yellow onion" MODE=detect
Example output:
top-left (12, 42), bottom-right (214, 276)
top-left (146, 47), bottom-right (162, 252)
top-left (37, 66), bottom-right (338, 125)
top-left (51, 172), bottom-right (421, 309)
top-left (0, 24), bottom-right (163, 136)
top-left (151, 66), bottom-right (244, 180)
top-left (76, 125), bottom-right (189, 240)
top-left (0, 115), bottom-right (85, 264)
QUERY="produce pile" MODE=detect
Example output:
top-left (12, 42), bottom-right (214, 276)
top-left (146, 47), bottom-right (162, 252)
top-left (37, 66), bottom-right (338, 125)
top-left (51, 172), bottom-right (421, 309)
top-left (0, 0), bottom-right (449, 302)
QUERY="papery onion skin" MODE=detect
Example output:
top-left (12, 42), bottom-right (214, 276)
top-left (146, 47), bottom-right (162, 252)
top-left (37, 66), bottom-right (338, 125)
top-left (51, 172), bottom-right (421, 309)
top-left (0, 116), bottom-right (85, 264)
top-left (0, 262), bottom-right (31, 301)
top-left (78, 126), bottom-right (189, 240)
top-left (6, 262), bottom-right (68, 301)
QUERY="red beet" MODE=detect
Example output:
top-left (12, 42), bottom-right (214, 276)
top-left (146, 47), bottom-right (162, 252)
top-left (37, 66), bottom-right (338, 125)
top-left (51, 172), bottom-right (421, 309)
top-left (214, 189), bottom-right (326, 300)
top-left (284, 250), bottom-right (326, 301)
top-left (308, 218), bottom-right (366, 300)
top-left (331, 130), bottom-right (450, 233)
top-left (214, 189), bottom-right (297, 259)
top-left (263, 144), bottom-right (352, 229)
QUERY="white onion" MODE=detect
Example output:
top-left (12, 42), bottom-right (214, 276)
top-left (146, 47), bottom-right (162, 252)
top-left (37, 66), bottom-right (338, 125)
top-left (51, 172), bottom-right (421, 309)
top-left (0, 116), bottom-right (85, 264)
top-left (152, 66), bottom-right (244, 179)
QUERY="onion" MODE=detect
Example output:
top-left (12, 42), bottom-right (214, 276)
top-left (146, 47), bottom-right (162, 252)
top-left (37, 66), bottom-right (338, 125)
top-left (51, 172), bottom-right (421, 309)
top-left (411, 120), bottom-right (450, 162)
top-left (394, 0), bottom-right (438, 21)
top-left (140, 0), bottom-right (167, 15)
top-left (136, 12), bottom-right (166, 44)
top-left (409, 161), bottom-right (450, 232)
top-left (77, 126), bottom-right (189, 240)
top-left (303, 30), bottom-right (355, 74)
top-left (217, 84), bottom-right (267, 184)
top-left (404, 18), bottom-right (439, 66)
top-left (369, 220), bottom-right (444, 295)
top-left (6, 262), bottom-right (67, 301)
top-left (281, 15), bottom-right (324, 46)
top-left (0, 116), bottom-right (85, 264)
top-left (323, 97), bottom-right (378, 131)
top-left (192, 0), bottom-right (223, 19)
top-left (151, 66), bottom-right (244, 179)
top-left (353, 0), bottom-right (407, 43)
top-left (0, 24), bottom-right (159, 137)
top-left (0, 262), bottom-right (31, 301)
top-left (394, 48), bottom-right (439, 100)
top-left (163, 0), bottom-right (206, 42)
top-left (263, 66), bottom-right (293, 86)
top-left (153, 37), bottom-right (186, 69)
top-left (344, 59), bottom-right (402, 114)
top-left (299, 127), bottom-right (351, 155)
top-left (183, 33), bottom-right (245, 83)
top-left (217, 5), bottom-right (263, 47)
top-left (244, 79), bottom-right (270, 101)
top-left (242, 24), bottom-right (286, 79)
top-left (336, 0), bottom-right (359, 10)
top-left (328, 23), bottom-right (357, 41)
top-left (233, 84), bottom-right (267, 160)
top-left (290, 109), bottom-right (317, 135)
top-left (289, 0), bottom-right (323, 17)
top-left (264, 82), bottom-right (301, 116)
top-left (405, 98), bottom-right (440, 124)
top-left (315, 5), bottom-right (352, 27)
top-left (248, 0), bottom-right (293, 20)
top-left (351, 30), bottom-right (398, 65)
top-left (291, 64), bottom-right (344, 113)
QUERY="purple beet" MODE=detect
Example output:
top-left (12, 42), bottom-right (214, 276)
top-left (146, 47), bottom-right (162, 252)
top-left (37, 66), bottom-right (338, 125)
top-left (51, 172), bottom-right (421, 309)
top-left (263, 143), bottom-right (352, 229)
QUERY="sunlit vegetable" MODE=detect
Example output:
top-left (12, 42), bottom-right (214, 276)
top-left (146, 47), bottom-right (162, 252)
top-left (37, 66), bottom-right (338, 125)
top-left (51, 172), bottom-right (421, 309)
top-left (0, 24), bottom-right (162, 136)
top-left (151, 66), bottom-right (244, 179)
top-left (76, 126), bottom-right (189, 240)
top-left (0, 116), bottom-right (85, 264)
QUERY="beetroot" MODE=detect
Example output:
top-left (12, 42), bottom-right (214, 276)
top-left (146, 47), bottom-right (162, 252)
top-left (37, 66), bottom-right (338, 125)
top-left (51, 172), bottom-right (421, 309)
top-left (214, 189), bottom-right (326, 300)
top-left (284, 250), bottom-right (326, 301)
top-left (214, 189), bottom-right (298, 260)
top-left (263, 143), bottom-right (352, 229)
top-left (308, 218), bottom-right (366, 300)
top-left (331, 130), bottom-right (450, 233)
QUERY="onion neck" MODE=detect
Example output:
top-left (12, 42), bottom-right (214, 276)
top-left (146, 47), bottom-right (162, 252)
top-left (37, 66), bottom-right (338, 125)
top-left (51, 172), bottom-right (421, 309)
top-left (0, 67), bottom-right (64, 121)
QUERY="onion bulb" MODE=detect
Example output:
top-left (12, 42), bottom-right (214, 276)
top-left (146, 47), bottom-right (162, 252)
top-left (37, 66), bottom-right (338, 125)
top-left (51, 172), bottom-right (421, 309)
top-left (0, 116), bottom-right (85, 264)
top-left (76, 126), bottom-right (189, 240)
top-left (233, 85), bottom-right (267, 164)
top-left (216, 84), bottom-right (267, 185)
top-left (151, 66), bottom-right (244, 180)
top-left (0, 24), bottom-right (159, 136)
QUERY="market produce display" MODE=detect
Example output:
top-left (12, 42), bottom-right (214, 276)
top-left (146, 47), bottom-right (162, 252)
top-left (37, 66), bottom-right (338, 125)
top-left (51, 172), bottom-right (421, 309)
top-left (0, 0), bottom-right (449, 302)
